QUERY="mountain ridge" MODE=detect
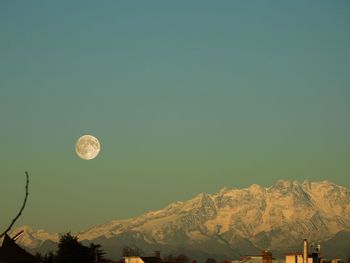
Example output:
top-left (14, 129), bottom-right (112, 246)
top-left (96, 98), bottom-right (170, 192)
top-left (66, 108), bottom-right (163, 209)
top-left (4, 180), bottom-right (350, 261)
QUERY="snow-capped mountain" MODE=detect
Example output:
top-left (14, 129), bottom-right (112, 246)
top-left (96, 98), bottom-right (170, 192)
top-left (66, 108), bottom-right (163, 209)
top-left (5, 180), bottom-right (350, 260)
top-left (4, 225), bottom-right (59, 249)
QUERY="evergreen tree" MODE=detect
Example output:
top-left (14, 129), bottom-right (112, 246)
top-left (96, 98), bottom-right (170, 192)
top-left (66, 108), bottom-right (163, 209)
top-left (89, 243), bottom-right (106, 262)
top-left (55, 232), bottom-right (104, 263)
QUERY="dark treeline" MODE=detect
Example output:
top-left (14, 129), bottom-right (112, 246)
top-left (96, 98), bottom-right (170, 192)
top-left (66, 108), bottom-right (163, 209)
top-left (38, 232), bottom-right (239, 263)
top-left (37, 233), bottom-right (107, 263)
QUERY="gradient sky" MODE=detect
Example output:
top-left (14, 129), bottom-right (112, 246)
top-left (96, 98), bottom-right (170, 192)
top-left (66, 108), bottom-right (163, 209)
top-left (1, 1), bottom-right (350, 233)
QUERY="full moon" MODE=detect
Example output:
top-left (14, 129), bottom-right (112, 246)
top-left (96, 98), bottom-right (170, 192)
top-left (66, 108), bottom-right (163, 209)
top-left (75, 135), bottom-right (101, 160)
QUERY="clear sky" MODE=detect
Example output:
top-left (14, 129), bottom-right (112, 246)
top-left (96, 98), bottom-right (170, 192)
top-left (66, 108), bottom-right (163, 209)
top-left (1, 1), bottom-right (349, 233)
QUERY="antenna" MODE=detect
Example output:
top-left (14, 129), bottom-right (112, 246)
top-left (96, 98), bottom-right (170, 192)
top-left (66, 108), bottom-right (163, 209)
top-left (12, 230), bottom-right (24, 241)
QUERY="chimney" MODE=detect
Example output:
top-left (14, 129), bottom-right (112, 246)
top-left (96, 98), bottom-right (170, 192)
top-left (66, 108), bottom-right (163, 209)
top-left (303, 239), bottom-right (308, 263)
top-left (154, 251), bottom-right (160, 258)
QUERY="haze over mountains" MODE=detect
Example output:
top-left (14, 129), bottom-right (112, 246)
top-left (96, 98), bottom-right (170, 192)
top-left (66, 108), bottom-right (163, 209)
top-left (6, 180), bottom-right (350, 261)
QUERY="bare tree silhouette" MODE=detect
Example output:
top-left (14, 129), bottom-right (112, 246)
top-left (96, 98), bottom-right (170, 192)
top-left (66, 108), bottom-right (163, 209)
top-left (0, 171), bottom-right (30, 238)
top-left (122, 245), bottom-right (143, 257)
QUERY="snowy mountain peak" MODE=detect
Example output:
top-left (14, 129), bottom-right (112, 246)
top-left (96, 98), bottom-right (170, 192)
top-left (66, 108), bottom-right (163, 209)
top-left (8, 180), bottom-right (350, 260)
top-left (247, 184), bottom-right (265, 194)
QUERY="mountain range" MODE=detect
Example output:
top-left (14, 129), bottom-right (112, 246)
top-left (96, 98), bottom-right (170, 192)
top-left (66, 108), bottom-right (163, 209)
top-left (4, 180), bottom-right (350, 261)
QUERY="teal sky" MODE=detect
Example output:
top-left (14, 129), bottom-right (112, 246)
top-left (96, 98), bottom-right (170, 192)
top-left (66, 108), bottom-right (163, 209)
top-left (1, 1), bottom-right (349, 233)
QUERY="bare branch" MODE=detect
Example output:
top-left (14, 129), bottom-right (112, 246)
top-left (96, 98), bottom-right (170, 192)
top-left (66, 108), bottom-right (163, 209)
top-left (0, 171), bottom-right (30, 239)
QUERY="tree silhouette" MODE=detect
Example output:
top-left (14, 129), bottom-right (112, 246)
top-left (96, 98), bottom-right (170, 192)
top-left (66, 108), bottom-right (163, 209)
top-left (0, 171), bottom-right (30, 238)
top-left (55, 232), bottom-right (105, 263)
top-left (89, 243), bottom-right (106, 262)
top-left (122, 246), bottom-right (143, 257)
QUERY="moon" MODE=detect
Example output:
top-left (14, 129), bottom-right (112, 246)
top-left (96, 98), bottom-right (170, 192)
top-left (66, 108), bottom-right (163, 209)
top-left (75, 135), bottom-right (101, 160)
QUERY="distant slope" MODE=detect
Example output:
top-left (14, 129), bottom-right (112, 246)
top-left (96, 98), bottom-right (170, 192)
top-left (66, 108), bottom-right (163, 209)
top-left (320, 231), bottom-right (350, 261)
